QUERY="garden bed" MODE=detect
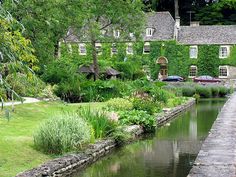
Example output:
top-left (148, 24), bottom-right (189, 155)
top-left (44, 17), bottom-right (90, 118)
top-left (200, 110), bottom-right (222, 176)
top-left (16, 98), bottom-right (195, 177)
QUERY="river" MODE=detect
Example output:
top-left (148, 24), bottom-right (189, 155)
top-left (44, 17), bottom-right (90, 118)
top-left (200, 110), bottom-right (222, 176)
top-left (75, 99), bottom-right (226, 177)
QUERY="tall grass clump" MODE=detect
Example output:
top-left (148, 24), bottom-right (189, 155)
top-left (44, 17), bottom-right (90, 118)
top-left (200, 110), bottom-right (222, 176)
top-left (34, 113), bottom-right (91, 154)
top-left (218, 86), bottom-right (229, 97)
top-left (181, 86), bottom-right (196, 97)
top-left (77, 107), bottom-right (117, 139)
top-left (196, 86), bottom-right (212, 98)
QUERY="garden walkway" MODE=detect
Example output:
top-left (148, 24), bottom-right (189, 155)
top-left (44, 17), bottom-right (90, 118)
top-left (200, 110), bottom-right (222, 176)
top-left (3, 97), bottom-right (41, 107)
top-left (188, 92), bottom-right (236, 177)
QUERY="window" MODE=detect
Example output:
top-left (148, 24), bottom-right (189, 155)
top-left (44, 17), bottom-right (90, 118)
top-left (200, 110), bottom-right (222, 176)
top-left (219, 46), bottom-right (230, 58)
top-left (111, 43), bottom-right (118, 55)
top-left (129, 33), bottom-right (134, 38)
top-left (219, 66), bottom-right (228, 78)
top-left (146, 28), bottom-right (154, 37)
top-left (113, 30), bottom-right (120, 38)
top-left (95, 43), bottom-right (102, 55)
top-left (143, 42), bottom-right (150, 54)
top-left (67, 44), bottom-right (72, 53)
top-left (190, 46), bottom-right (198, 58)
top-left (126, 43), bottom-right (133, 55)
top-left (78, 43), bottom-right (86, 55)
top-left (189, 66), bottom-right (197, 77)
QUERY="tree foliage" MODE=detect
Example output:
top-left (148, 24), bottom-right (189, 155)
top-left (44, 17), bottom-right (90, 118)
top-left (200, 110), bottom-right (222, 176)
top-left (72, 0), bottom-right (145, 80)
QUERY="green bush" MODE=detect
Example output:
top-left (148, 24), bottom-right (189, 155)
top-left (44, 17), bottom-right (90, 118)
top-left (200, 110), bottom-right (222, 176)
top-left (132, 97), bottom-right (161, 115)
top-left (210, 86), bottom-right (219, 97)
top-left (6, 73), bottom-right (45, 97)
top-left (118, 110), bottom-right (156, 132)
top-left (196, 86), bottom-right (212, 98)
top-left (77, 107), bottom-right (117, 139)
top-left (181, 86), bottom-right (196, 97)
top-left (151, 87), bottom-right (173, 104)
top-left (167, 97), bottom-right (185, 107)
top-left (34, 113), bottom-right (92, 154)
top-left (218, 86), bottom-right (228, 97)
top-left (106, 98), bottom-right (133, 111)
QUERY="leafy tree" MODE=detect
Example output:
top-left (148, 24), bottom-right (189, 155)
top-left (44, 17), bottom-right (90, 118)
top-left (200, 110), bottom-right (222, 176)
top-left (3, 0), bottom-right (83, 70)
top-left (73, 0), bottom-right (145, 80)
top-left (0, 6), bottom-right (37, 103)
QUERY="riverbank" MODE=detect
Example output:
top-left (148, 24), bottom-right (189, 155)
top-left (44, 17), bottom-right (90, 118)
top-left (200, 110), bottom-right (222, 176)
top-left (16, 98), bottom-right (195, 177)
top-left (188, 93), bottom-right (236, 177)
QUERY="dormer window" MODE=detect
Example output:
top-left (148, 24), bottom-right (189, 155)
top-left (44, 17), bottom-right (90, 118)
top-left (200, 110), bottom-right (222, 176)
top-left (113, 30), bottom-right (120, 38)
top-left (126, 43), bottom-right (133, 55)
top-left (95, 43), bottom-right (102, 55)
top-left (146, 28), bottom-right (154, 37)
top-left (143, 42), bottom-right (150, 54)
top-left (219, 46), bottom-right (230, 58)
top-left (190, 46), bottom-right (198, 59)
top-left (129, 33), bottom-right (134, 38)
top-left (111, 43), bottom-right (118, 55)
top-left (79, 43), bottom-right (86, 55)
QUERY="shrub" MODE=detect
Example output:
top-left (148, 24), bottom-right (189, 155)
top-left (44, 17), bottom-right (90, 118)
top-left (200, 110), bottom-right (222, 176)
top-left (77, 107), bottom-right (117, 139)
top-left (106, 98), bottom-right (133, 111)
top-left (118, 110), bottom-right (156, 132)
top-left (6, 73), bottom-right (45, 97)
top-left (34, 113), bottom-right (92, 154)
top-left (181, 86), bottom-right (196, 97)
top-left (218, 86), bottom-right (228, 97)
top-left (151, 87), bottom-right (173, 104)
top-left (210, 86), bottom-right (219, 97)
top-left (132, 97), bottom-right (161, 114)
top-left (38, 85), bottom-right (58, 100)
top-left (196, 86), bottom-right (212, 98)
top-left (167, 97), bottom-right (184, 107)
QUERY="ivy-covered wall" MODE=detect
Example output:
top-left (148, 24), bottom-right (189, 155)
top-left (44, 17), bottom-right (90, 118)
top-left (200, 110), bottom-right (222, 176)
top-left (60, 41), bottom-right (236, 79)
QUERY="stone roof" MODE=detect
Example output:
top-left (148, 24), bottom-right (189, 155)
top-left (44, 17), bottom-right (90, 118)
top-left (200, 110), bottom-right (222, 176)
top-left (178, 25), bottom-right (236, 45)
top-left (143, 12), bottom-right (175, 41)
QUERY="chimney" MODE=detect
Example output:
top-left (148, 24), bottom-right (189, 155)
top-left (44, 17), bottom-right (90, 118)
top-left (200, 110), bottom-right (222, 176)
top-left (174, 0), bottom-right (179, 19)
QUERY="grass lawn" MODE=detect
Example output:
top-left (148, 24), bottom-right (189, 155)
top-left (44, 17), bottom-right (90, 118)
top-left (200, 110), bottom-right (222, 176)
top-left (0, 101), bottom-right (105, 177)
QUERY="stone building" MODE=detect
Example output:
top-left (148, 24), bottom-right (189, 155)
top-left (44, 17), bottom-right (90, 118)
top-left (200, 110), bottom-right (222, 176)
top-left (62, 12), bottom-right (236, 80)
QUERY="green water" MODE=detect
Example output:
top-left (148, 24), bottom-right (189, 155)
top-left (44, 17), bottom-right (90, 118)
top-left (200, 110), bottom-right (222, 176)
top-left (76, 99), bottom-right (226, 177)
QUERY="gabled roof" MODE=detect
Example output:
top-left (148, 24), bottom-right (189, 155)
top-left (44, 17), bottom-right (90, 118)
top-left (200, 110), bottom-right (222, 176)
top-left (178, 25), bottom-right (236, 45)
top-left (143, 12), bottom-right (175, 41)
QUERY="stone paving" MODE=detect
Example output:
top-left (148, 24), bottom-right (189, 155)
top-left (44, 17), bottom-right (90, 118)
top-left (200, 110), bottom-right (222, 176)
top-left (188, 93), bottom-right (236, 177)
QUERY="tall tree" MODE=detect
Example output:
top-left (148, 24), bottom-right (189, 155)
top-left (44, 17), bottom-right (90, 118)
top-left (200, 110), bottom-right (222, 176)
top-left (3, 0), bottom-right (83, 70)
top-left (74, 0), bottom-right (145, 80)
top-left (0, 6), bottom-right (37, 102)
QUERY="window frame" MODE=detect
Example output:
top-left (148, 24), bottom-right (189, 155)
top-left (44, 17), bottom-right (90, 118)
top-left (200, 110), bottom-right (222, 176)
top-left (113, 30), bottom-right (120, 38)
top-left (95, 43), bottom-right (102, 55)
top-left (111, 43), bottom-right (118, 55)
top-left (146, 28), bottom-right (154, 37)
top-left (219, 66), bottom-right (228, 78)
top-left (143, 42), bottom-right (150, 54)
top-left (126, 43), bottom-right (133, 55)
top-left (189, 45), bottom-right (198, 59)
top-left (189, 65), bottom-right (198, 78)
top-left (219, 45), bottom-right (230, 59)
top-left (78, 43), bottom-right (87, 55)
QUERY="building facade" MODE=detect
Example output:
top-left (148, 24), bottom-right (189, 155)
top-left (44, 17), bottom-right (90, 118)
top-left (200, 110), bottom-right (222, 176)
top-left (62, 12), bottom-right (236, 80)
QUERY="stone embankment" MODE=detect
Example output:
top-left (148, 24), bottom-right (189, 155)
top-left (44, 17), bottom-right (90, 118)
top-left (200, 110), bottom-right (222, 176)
top-left (16, 98), bottom-right (195, 177)
top-left (188, 93), bottom-right (236, 177)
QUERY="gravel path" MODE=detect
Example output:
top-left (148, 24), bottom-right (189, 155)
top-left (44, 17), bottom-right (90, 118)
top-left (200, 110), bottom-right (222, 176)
top-left (2, 97), bottom-right (41, 107)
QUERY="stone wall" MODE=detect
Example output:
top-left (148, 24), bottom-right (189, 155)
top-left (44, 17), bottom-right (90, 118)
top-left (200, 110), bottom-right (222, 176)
top-left (16, 98), bottom-right (195, 177)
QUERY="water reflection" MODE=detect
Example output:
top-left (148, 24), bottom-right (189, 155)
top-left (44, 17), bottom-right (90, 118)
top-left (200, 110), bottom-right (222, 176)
top-left (76, 99), bottom-right (225, 177)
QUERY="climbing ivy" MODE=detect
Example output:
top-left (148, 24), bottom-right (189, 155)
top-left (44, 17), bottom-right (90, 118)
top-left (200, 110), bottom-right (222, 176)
top-left (60, 41), bottom-right (236, 79)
